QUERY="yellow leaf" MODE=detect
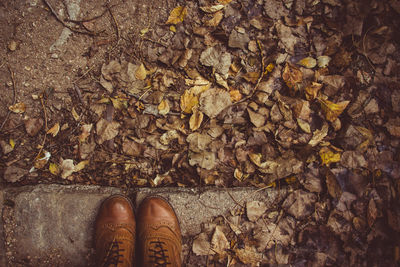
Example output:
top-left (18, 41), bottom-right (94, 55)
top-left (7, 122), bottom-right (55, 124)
top-left (75, 160), bottom-right (89, 172)
top-left (71, 107), bottom-right (80, 121)
top-left (230, 89), bottom-right (242, 102)
top-left (9, 138), bottom-right (15, 149)
top-left (218, 0), bottom-right (232, 4)
top-left (158, 99), bottom-right (170, 116)
top-left (319, 147), bottom-right (341, 166)
top-left (97, 97), bottom-right (111, 104)
top-left (180, 89), bottom-right (198, 113)
top-left (189, 109), bottom-right (204, 131)
top-left (297, 118), bottom-right (311, 133)
top-left (111, 97), bottom-right (127, 110)
top-left (166, 6), bottom-right (187, 25)
top-left (169, 25), bottom-right (177, 32)
top-left (243, 72), bottom-right (260, 84)
top-left (140, 28), bottom-right (149, 36)
top-left (282, 63), bottom-right (303, 90)
top-left (264, 63), bottom-right (275, 74)
top-left (135, 63), bottom-right (147, 80)
top-left (205, 11), bottom-right (224, 27)
top-left (49, 163), bottom-right (60, 175)
top-left (9, 102), bottom-right (26, 113)
top-left (47, 123), bottom-right (60, 137)
top-left (305, 82), bottom-right (323, 100)
top-left (298, 57), bottom-right (317, 68)
top-left (319, 98), bottom-right (350, 122)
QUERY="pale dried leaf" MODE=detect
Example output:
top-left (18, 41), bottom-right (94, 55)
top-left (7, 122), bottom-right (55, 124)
top-left (9, 102), bottom-right (26, 113)
top-left (246, 201), bottom-right (267, 222)
top-left (158, 99), bottom-right (170, 116)
top-left (199, 88), bottom-right (232, 118)
top-left (61, 159), bottom-right (75, 179)
top-left (248, 108), bottom-right (265, 128)
top-left (47, 123), bottom-right (60, 137)
top-left (193, 233), bottom-right (214, 256)
top-left (200, 4), bottom-right (225, 13)
top-left (308, 123), bottom-right (329, 147)
top-left (189, 109), bottom-right (204, 131)
top-left (79, 124), bottom-right (93, 142)
top-left (135, 63), bottom-right (147, 80)
top-left (211, 226), bottom-right (229, 257)
top-left (96, 118), bottom-right (120, 144)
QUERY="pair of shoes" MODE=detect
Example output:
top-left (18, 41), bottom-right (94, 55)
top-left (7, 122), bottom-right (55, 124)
top-left (95, 195), bottom-right (182, 267)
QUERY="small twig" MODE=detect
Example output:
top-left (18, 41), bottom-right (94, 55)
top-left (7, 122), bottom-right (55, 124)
top-left (362, 26), bottom-right (376, 72)
top-left (73, 65), bottom-right (95, 83)
top-left (63, 4), bottom-right (116, 23)
top-left (34, 95), bottom-right (48, 161)
top-left (0, 66), bottom-right (17, 132)
top-left (43, 0), bottom-right (98, 36)
top-left (141, 37), bottom-right (168, 47)
top-left (235, 39), bottom-right (265, 105)
top-left (107, 3), bottom-right (120, 45)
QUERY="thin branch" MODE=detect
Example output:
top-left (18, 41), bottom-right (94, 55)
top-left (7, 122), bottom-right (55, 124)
top-left (234, 39), bottom-right (265, 105)
top-left (43, 0), bottom-right (98, 36)
top-left (0, 66), bottom-right (17, 132)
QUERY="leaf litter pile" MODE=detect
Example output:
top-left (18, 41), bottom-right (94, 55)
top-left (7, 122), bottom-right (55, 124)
top-left (1, 0), bottom-right (400, 265)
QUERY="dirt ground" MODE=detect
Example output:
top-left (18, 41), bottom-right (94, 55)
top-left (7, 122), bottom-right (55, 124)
top-left (1, 0), bottom-right (400, 266)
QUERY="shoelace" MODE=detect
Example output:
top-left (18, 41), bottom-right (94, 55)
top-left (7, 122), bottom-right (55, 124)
top-left (149, 240), bottom-right (171, 266)
top-left (103, 239), bottom-right (125, 267)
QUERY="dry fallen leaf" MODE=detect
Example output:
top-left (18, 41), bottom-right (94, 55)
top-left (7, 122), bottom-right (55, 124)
top-left (297, 118), bottom-right (311, 133)
top-left (308, 123), bottom-right (329, 147)
top-left (243, 72), bottom-right (260, 84)
top-left (166, 6), bottom-right (187, 25)
top-left (319, 147), bottom-right (341, 166)
top-left (319, 98), bottom-right (350, 122)
top-left (34, 150), bottom-right (51, 169)
top-left (326, 169), bottom-right (342, 199)
top-left (71, 107), bottom-right (80, 121)
top-left (205, 10), bottom-right (224, 27)
top-left (75, 160), bottom-right (89, 172)
top-left (96, 118), bottom-right (120, 144)
top-left (246, 201), bottom-right (267, 222)
top-left (211, 226), bottom-right (229, 257)
top-left (298, 57), bottom-right (317, 68)
top-left (305, 82), bottom-right (323, 100)
top-left (235, 245), bottom-right (263, 265)
top-left (79, 124), bottom-right (93, 143)
top-left (230, 89), bottom-right (242, 102)
top-left (49, 163), bottom-right (60, 175)
top-left (282, 63), bottom-right (303, 91)
top-left (200, 4), bottom-right (225, 13)
top-left (158, 99), bottom-right (170, 116)
top-left (61, 159), bottom-right (75, 179)
top-left (247, 108), bottom-right (265, 128)
top-left (193, 233), bottom-right (214, 256)
top-left (47, 123), bottom-right (60, 137)
top-left (180, 89), bottom-right (199, 114)
top-left (317, 56), bottom-right (331, 68)
top-left (189, 109), bottom-right (204, 131)
top-left (9, 102), bottom-right (26, 113)
top-left (135, 63), bottom-right (147, 80)
top-left (199, 88), bottom-right (232, 118)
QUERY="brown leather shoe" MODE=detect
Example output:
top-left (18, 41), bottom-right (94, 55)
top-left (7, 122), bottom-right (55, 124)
top-left (95, 195), bottom-right (136, 267)
top-left (137, 196), bottom-right (182, 267)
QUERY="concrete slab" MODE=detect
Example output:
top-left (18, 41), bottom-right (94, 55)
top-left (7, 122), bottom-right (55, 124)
top-left (1, 185), bottom-right (285, 266)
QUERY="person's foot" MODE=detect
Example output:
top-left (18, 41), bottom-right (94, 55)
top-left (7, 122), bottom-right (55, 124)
top-left (137, 196), bottom-right (182, 267)
top-left (95, 195), bottom-right (136, 267)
